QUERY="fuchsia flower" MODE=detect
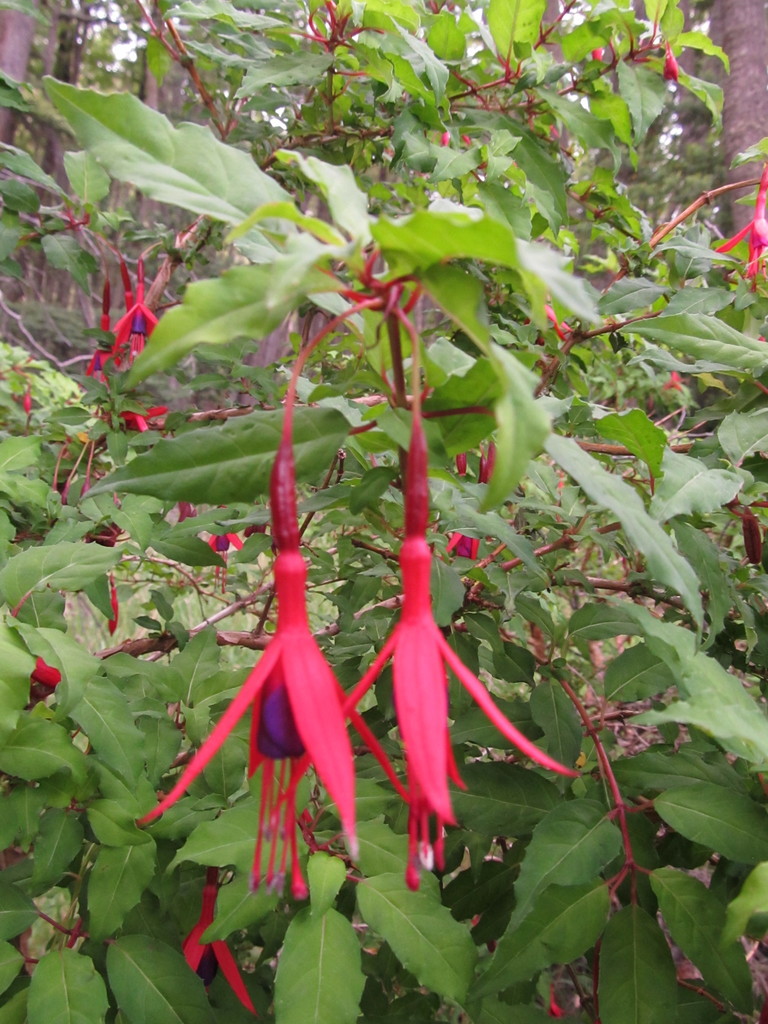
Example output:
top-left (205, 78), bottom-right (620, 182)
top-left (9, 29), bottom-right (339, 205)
top-left (112, 259), bottom-right (158, 366)
top-left (183, 867), bottom-right (256, 1013)
top-left (108, 574), bottom-right (119, 636)
top-left (447, 444), bottom-right (495, 563)
top-left (208, 530), bottom-right (244, 591)
top-left (716, 164), bottom-right (768, 278)
top-left (662, 371), bottom-right (684, 392)
top-left (346, 417), bottom-right (577, 890)
top-left (30, 657), bottom-right (61, 689)
top-left (140, 434), bottom-right (400, 897)
top-left (663, 42), bottom-right (679, 82)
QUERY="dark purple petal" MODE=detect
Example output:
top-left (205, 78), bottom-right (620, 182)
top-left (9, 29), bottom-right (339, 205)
top-left (257, 671), bottom-right (306, 760)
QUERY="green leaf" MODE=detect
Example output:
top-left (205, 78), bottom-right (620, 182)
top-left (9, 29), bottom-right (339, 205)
top-left (724, 862), bottom-right (768, 944)
top-left (0, 541), bottom-right (119, 608)
top-left (718, 409), bottom-right (768, 464)
top-left (568, 604), bottom-right (645, 642)
top-left (30, 809), bottom-right (83, 890)
top-left (650, 450), bottom-right (742, 521)
top-left (471, 882), bottom-right (610, 998)
top-left (616, 62), bottom-right (668, 140)
top-left (430, 557), bottom-right (466, 627)
top-left (627, 315), bottom-right (768, 374)
top-left (421, 265), bottom-right (490, 353)
top-left (594, 409), bottom-right (667, 477)
top-left (356, 820), bottom-right (410, 877)
top-left (0, 718), bottom-right (88, 783)
top-left (87, 841), bottom-right (156, 940)
top-left (88, 408), bottom-right (350, 505)
top-left (357, 873), bottom-right (476, 1002)
top-left (0, 879), bottom-right (37, 940)
top-left (509, 801), bottom-right (622, 926)
top-left (655, 783), bottom-right (768, 862)
top-left (70, 678), bottom-right (145, 785)
top-left (487, 0), bottom-right (546, 58)
top-left (451, 761), bottom-right (560, 836)
top-left (650, 868), bottom-right (752, 1011)
top-left (613, 746), bottom-right (743, 795)
top-left (203, 873), bottom-right (278, 941)
top-left (128, 255), bottom-right (337, 383)
top-left (603, 646), bottom-right (676, 702)
top-left (44, 80), bottom-right (287, 227)
top-left (277, 152), bottom-right (371, 244)
top-left (274, 907), bottom-right (364, 1024)
top-left (0, 435), bottom-right (41, 473)
top-left (171, 800), bottom-right (260, 874)
top-left (106, 936), bottom-right (215, 1024)
top-left (598, 905), bottom-right (677, 1024)
top-left (40, 234), bottom-right (97, 291)
top-left (63, 150), bottom-right (111, 204)
top-left (546, 435), bottom-right (703, 624)
top-left (483, 345), bottom-right (550, 508)
top-left (0, 941), bottom-right (22, 998)
top-left (308, 852), bottom-right (346, 916)
top-left (529, 681), bottom-right (582, 769)
top-left (28, 949), bottom-right (108, 1024)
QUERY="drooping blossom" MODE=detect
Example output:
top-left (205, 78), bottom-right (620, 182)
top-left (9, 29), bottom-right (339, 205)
top-left (447, 444), bottom-right (495, 562)
top-left (662, 371), bottom-right (684, 392)
top-left (108, 574), bottom-right (118, 636)
top-left (112, 259), bottom-right (158, 366)
top-left (183, 867), bottom-right (256, 1013)
top-left (345, 415), bottom-right (577, 890)
top-left (716, 164), bottom-right (768, 279)
top-left (86, 281), bottom-right (114, 383)
top-left (663, 42), bottom-right (679, 82)
top-left (30, 657), bottom-right (61, 689)
top-left (208, 530), bottom-right (244, 591)
top-left (120, 405), bottom-right (168, 433)
top-left (140, 434), bottom-right (399, 897)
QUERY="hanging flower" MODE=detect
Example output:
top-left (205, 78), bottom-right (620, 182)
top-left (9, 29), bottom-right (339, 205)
top-left (30, 657), bottom-right (61, 689)
top-left (663, 42), bottom-right (679, 82)
top-left (207, 531), bottom-right (244, 591)
top-left (120, 405), bottom-right (168, 433)
top-left (112, 259), bottom-right (158, 366)
top-left (346, 416), bottom-right (578, 890)
top-left (108, 574), bottom-right (119, 636)
top-left (140, 436), bottom-right (400, 897)
top-left (716, 164), bottom-right (768, 278)
top-left (183, 867), bottom-right (256, 1013)
top-left (662, 371), bottom-right (684, 392)
top-left (85, 348), bottom-right (111, 383)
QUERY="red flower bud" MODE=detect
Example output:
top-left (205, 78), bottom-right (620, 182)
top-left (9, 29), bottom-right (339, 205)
top-left (663, 42), bottom-right (679, 82)
top-left (30, 657), bottom-right (61, 689)
top-left (743, 510), bottom-right (763, 565)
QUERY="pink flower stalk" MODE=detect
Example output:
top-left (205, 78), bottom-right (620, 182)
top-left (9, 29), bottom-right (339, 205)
top-left (183, 867), bottom-right (256, 1013)
top-left (663, 42), bottom-right (679, 82)
top-left (345, 416), bottom-right (578, 890)
top-left (716, 164), bottom-right (768, 278)
top-left (140, 435), bottom-right (400, 897)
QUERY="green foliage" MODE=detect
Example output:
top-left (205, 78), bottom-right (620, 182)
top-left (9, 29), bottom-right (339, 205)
top-left (2, 2), bottom-right (768, 1023)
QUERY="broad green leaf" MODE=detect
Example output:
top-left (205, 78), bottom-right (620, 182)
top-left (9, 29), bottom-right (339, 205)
top-left (650, 450), bottom-right (742, 521)
top-left (613, 746), bottom-right (743, 795)
top-left (44, 80), bottom-right (287, 226)
top-left (724, 862), bottom-right (768, 944)
top-left (88, 408), bottom-right (350, 505)
top-left (0, 941), bottom-right (22, 997)
top-left (421, 265), bottom-right (490, 352)
top-left (718, 409), bottom-right (768, 464)
top-left (451, 761), bottom-right (560, 836)
top-left (529, 681), bottom-right (582, 770)
top-left (0, 435), bottom-right (41, 473)
top-left (237, 52), bottom-right (335, 94)
top-left (0, 621), bottom-right (34, 743)
top-left (28, 949), bottom-right (108, 1024)
top-left (40, 234), bottom-right (97, 290)
top-left (355, 820), bottom-right (409, 878)
top-left (627, 315), bottom-right (768, 373)
top-left (87, 841), bottom-right (156, 940)
top-left (0, 541), bottom-right (119, 608)
top-left (308, 852), bottom-right (346, 916)
top-left (171, 799), bottom-right (261, 873)
top-left (128, 254), bottom-right (339, 383)
top-left (0, 718), bottom-right (88, 783)
top-left (509, 801), bottom-right (622, 926)
top-left (598, 905), bottom-right (677, 1024)
top-left (594, 409), bottom-right (667, 477)
top-left (167, 0), bottom-right (281, 29)
top-left (165, 630), bottom-right (221, 707)
top-left (616, 62), bottom-right (668, 140)
top-left (655, 784), bottom-right (768, 862)
top-left (598, 277), bottom-right (666, 317)
top-left (203, 873), bottom-right (278, 941)
top-left (603, 646), bottom-right (676, 702)
top-left (63, 150), bottom-right (110, 204)
top-left (278, 152), bottom-right (371, 244)
top-left (641, 652), bottom-right (768, 763)
top-left (106, 936), bottom-right (215, 1024)
top-left (430, 557), bottom-right (466, 626)
top-left (471, 882), bottom-right (610, 998)
top-left (483, 345), bottom-right (550, 507)
top-left (0, 879), bottom-right (37, 940)
top-left (357, 873), bottom-right (476, 1002)
top-left (546, 435), bottom-right (703, 623)
top-left (30, 808), bottom-right (83, 890)
top-left (568, 604), bottom-right (645, 641)
top-left (70, 678), bottom-right (145, 784)
top-left (651, 868), bottom-right (752, 1011)
top-left (274, 907), bottom-right (364, 1024)
top-left (487, 0), bottom-right (546, 58)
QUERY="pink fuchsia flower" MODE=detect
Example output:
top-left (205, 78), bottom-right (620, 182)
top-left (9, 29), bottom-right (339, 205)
top-left (112, 260), bottom-right (158, 366)
top-left (208, 531), bottom-right (244, 591)
top-left (716, 164), bottom-right (768, 278)
top-left (662, 371), bottom-right (684, 392)
top-left (446, 532), bottom-right (480, 559)
top-left (346, 417), bottom-right (578, 890)
top-left (183, 867), bottom-right (256, 1013)
top-left (108, 574), bottom-right (119, 636)
top-left (120, 405), bottom-right (168, 433)
top-left (30, 657), bottom-right (61, 689)
top-left (85, 348), bottom-right (111, 383)
top-left (663, 42), bottom-right (679, 82)
top-left (140, 437), bottom-right (401, 897)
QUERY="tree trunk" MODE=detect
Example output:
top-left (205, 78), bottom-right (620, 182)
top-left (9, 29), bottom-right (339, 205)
top-left (0, 2), bottom-right (38, 144)
top-left (716, 0), bottom-right (768, 229)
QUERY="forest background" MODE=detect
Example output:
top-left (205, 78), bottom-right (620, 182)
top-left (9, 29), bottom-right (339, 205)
top-left (3, 1), bottom-right (768, 1023)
